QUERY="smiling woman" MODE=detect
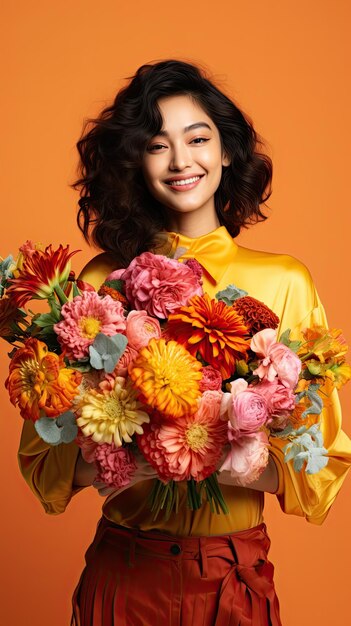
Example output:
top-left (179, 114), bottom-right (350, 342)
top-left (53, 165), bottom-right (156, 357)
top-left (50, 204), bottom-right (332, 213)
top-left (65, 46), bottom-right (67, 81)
top-left (16, 59), bottom-right (351, 626)
top-left (141, 96), bottom-right (231, 234)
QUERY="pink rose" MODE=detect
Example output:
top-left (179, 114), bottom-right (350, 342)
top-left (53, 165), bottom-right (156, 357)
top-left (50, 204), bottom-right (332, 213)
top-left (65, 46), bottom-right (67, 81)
top-left (251, 328), bottom-right (301, 388)
top-left (107, 252), bottom-right (203, 319)
top-left (219, 430), bottom-right (270, 486)
top-left (220, 378), bottom-right (268, 433)
top-left (95, 444), bottom-right (137, 489)
top-left (126, 310), bottom-right (161, 351)
top-left (232, 389), bottom-right (269, 434)
top-left (199, 366), bottom-right (222, 392)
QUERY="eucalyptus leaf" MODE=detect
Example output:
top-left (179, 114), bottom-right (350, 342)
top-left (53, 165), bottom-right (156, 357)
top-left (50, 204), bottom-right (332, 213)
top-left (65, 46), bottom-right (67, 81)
top-left (34, 411), bottom-right (78, 446)
top-left (89, 332), bottom-right (128, 373)
top-left (215, 284), bottom-right (248, 305)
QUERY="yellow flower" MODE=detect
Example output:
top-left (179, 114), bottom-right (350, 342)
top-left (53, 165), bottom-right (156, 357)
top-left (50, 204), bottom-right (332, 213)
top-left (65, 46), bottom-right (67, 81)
top-left (77, 376), bottom-right (150, 446)
top-left (129, 337), bottom-right (202, 419)
top-left (325, 362), bottom-right (351, 389)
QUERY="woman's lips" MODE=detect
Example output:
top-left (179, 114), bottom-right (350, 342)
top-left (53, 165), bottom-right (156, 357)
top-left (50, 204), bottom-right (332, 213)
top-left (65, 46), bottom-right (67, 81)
top-left (164, 175), bottom-right (204, 192)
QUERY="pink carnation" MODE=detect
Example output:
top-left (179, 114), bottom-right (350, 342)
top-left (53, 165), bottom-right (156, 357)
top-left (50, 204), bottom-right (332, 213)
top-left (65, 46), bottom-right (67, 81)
top-left (199, 366), bottom-right (222, 392)
top-left (94, 443), bottom-right (137, 488)
top-left (184, 258), bottom-right (203, 280)
top-left (219, 430), bottom-right (270, 486)
top-left (54, 291), bottom-right (126, 360)
top-left (126, 310), bottom-right (161, 351)
top-left (108, 252), bottom-right (203, 319)
top-left (137, 390), bottom-right (227, 482)
top-left (251, 328), bottom-right (301, 388)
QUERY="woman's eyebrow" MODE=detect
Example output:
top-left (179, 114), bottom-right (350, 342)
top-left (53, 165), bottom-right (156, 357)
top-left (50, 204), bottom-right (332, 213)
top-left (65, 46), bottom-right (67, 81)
top-left (157, 122), bottom-right (212, 137)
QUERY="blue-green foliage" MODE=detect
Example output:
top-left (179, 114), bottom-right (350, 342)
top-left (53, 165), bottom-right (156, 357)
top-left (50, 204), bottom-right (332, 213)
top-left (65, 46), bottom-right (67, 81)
top-left (34, 411), bottom-right (78, 445)
top-left (89, 332), bottom-right (128, 373)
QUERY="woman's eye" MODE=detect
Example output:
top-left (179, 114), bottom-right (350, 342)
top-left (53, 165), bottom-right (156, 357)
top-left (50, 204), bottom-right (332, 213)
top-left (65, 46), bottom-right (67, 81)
top-left (191, 137), bottom-right (209, 144)
top-left (147, 144), bottom-right (165, 152)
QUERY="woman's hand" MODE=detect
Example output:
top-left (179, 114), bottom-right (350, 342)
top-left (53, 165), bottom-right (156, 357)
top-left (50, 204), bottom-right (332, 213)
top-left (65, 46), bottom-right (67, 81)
top-left (93, 449), bottom-right (159, 497)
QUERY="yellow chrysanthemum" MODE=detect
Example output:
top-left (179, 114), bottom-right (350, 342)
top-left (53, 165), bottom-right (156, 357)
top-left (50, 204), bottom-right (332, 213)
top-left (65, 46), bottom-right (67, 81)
top-left (77, 376), bottom-right (150, 446)
top-left (129, 337), bottom-right (203, 419)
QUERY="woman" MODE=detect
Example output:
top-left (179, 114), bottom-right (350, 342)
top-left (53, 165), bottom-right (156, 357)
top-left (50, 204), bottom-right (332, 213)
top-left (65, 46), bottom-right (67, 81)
top-left (18, 59), bottom-right (351, 626)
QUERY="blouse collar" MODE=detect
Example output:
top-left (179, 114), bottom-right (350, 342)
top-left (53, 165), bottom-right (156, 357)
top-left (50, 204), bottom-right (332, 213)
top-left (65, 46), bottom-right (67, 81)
top-left (166, 225), bottom-right (238, 285)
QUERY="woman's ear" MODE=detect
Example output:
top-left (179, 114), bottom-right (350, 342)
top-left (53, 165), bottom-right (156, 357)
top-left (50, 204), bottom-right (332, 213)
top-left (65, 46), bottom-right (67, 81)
top-left (222, 151), bottom-right (231, 167)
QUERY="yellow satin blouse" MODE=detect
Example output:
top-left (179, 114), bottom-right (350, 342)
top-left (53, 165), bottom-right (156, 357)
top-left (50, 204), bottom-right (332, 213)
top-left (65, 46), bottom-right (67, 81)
top-left (18, 226), bottom-right (351, 535)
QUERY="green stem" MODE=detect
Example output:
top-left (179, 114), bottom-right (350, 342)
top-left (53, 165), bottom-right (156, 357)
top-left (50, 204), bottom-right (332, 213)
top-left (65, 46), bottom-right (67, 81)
top-left (54, 284), bottom-right (68, 305)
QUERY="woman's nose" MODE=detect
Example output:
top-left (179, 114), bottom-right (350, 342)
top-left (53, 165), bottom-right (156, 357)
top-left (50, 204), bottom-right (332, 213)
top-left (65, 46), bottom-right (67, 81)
top-left (169, 143), bottom-right (193, 171)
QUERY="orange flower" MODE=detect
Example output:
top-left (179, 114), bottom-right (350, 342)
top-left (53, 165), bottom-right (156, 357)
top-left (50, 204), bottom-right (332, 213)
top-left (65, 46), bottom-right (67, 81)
top-left (5, 337), bottom-right (82, 421)
top-left (129, 337), bottom-right (202, 419)
top-left (167, 293), bottom-right (250, 379)
top-left (6, 244), bottom-right (79, 307)
top-left (299, 325), bottom-right (348, 363)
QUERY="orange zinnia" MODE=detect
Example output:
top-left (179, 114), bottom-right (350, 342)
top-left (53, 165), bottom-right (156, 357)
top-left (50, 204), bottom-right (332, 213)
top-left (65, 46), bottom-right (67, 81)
top-left (167, 293), bottom-right (250, 379)
top-left (5, 337), bottom-right (82, 421)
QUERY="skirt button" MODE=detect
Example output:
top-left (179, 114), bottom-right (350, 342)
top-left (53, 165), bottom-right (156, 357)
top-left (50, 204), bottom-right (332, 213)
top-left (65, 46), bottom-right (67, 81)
top-left (170, 543), bottom-right (182, 555)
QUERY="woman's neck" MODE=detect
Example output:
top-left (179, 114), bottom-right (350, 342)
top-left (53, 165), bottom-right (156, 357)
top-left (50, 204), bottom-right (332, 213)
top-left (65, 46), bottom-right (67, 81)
top-left (166, 208), bottom-right (221, 238)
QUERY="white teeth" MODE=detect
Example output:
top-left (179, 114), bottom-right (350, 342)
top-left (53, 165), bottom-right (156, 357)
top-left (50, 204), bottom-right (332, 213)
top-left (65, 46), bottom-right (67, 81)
top-left (167, 176), bottom-right (201, 186)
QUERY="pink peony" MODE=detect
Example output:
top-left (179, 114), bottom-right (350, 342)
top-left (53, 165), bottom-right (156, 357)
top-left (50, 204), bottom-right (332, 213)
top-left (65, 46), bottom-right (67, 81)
top-left (219, 430), bottom-right (270, 486)
top-left (126, 310), bottom-right (161, 351)
top-left (250, 328), bottom-right (301, 389)
top-left (199, 366), bottom-right (222, 392)
top-left (107, 252), bottom-right (203, 319)
top-left (54, 291), bottom-right (126, 361)
top-left (137, 390), bottom-right (227, 482)
top-left (94, 443), bottom-right (137, 488)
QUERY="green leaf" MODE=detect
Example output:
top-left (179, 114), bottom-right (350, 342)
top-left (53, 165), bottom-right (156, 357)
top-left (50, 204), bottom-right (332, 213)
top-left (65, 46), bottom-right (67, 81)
top-left (103, 279), bottom-right (125, 293)
top-left (215, 284), bottom-right (248, 305)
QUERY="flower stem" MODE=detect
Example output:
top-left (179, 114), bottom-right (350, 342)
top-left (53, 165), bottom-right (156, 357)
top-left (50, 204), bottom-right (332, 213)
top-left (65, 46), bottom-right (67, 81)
top-left (54, 284), bottom-right (68, 305)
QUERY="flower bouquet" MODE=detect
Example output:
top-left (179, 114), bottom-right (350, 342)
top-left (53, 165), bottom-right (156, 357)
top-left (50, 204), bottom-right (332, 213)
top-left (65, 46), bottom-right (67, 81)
top-left (1, 241), bottom-right (350, 519)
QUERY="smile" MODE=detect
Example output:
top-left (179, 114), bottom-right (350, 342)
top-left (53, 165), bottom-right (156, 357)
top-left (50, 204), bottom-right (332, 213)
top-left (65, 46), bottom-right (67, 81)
top-left (164, 175), bottom-right (204, 191)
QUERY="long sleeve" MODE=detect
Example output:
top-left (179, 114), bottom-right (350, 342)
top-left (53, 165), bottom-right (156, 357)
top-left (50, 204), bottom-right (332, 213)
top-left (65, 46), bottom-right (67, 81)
top-left (18, 420), bottom-right (85, 514)
top-left (16, 254), bottom-right (116, 515)
top-left (268, 267), bottom-right (351, 524)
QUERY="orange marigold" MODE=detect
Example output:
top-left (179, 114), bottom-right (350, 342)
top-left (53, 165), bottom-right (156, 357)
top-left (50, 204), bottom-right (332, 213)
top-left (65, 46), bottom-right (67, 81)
top-left (129, 337), bottom-right (202, 419)
top-left (232, 295), bottom-right (279, 333)
top-left (5, 337), bottom-right (82, 421)
top-left (167, 293), bottom-right (250, 379)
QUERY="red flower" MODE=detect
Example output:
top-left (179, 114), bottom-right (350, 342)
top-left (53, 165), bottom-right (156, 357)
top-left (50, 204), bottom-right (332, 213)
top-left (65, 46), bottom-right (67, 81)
top-left (232, 296), bottom-right (279, 333)
top-left (7, 244), bottom-right (79, 307)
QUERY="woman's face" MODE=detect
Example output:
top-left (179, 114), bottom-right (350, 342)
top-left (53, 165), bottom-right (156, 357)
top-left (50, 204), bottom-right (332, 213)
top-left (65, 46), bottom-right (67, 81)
top-left (141, 94), bottom-right (230, 226)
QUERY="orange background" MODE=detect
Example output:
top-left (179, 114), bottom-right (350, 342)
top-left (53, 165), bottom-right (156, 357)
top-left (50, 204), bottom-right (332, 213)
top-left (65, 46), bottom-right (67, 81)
top-left (1, 1), bottom-right (351, 624)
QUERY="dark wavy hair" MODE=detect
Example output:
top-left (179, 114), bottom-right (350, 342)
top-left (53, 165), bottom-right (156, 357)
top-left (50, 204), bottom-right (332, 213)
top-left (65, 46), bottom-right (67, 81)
top-left (71, 59), bottom-right (273, 266)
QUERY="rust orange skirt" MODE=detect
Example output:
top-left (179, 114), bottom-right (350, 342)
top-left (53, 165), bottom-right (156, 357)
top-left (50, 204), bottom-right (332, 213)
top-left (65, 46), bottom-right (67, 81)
top-left (71, 515), bottom-right (282, 626)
